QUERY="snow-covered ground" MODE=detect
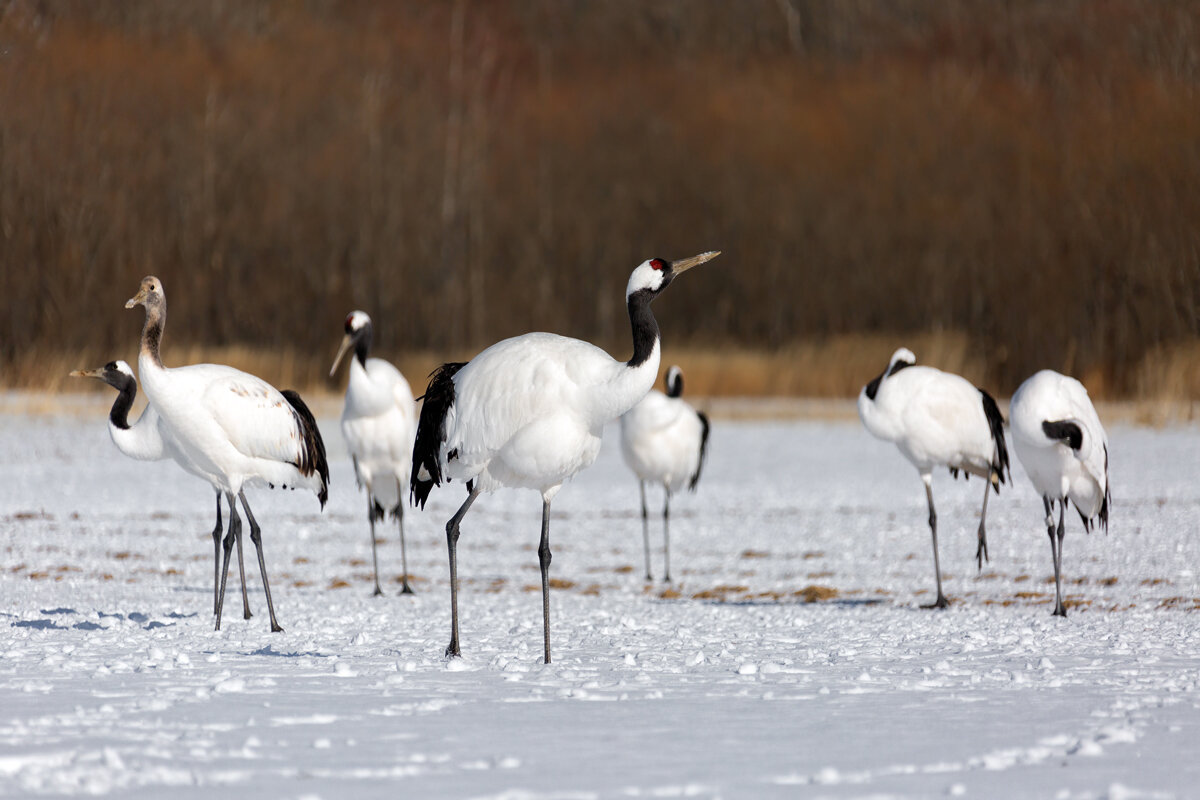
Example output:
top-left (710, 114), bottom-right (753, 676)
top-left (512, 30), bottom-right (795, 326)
top-left (1, 397), bottom-right (1198, 799)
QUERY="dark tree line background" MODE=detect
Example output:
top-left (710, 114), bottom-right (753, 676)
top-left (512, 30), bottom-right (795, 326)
top-left (1, 0), bottom-right (1198, 396)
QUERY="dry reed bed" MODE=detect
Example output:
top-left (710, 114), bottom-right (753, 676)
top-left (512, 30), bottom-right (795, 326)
top-left (9, 335), bottom-right (1197, 424)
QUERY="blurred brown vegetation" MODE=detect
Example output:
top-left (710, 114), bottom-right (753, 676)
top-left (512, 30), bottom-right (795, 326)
top-left (1, 0), bottom-right (1198, 398)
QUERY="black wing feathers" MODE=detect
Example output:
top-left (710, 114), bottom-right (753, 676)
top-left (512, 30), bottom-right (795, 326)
top-left (410, 362), bottom-right (467, 508)
top-left (689, 410), bottom-right (710, 492)
top-left (281, 389), bottom-right (330, 508)
top-left (979, 388), bottom-right (1010, 493)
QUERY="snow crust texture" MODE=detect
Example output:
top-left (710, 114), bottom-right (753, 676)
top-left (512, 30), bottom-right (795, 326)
top-left (1, 407), bottom-right (1198, 798)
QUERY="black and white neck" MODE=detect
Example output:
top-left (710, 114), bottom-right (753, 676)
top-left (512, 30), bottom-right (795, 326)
top-left (864, 347), bottom-right (916, 401)
top-left (626, 288), bottom-right (662, 369)
top-left (105, 369), bottom-right (138, 430)
top-left (353, 320), bottom-right (373, 368)
top-left (665, 366), bottom-right (684, 398)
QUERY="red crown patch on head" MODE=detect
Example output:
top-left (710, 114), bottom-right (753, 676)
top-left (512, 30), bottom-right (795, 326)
top-left (650, 259), bottom-right (666, 271)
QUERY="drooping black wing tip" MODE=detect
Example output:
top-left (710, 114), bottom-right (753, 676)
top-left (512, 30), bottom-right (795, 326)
top-left (1099, 444), bottom-right (1111, 533)
top-left (978, 388), bottom-right (1010, 493)
top-left (410, 361), bottom-right (467, 508)
top-left (282, 388), bottom-right (331, 510)
top-left (410, 478), bottom-right (434, 510)
top-left (689, 410), bottom-right (711, 492)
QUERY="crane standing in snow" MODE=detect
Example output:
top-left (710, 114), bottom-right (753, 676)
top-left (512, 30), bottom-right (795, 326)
top-left (126, 276), bottom-right (329, 632)
top-left (330, 311), bottom-right (418, 596)
top-left (858, 348), bottom-right (1010, 608)
top-left (411, 251), bottom-right (719, 663)
top-left (71, 360), bottom-right (254, 619)
top-left (619, 365), bottom-right (710, 582)
top-left (1009, 370), bottom-right (1110, 617)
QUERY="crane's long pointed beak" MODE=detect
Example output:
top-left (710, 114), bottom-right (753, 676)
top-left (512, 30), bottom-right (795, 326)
top-left (330, 335), bottom-right (354, 378)
top-left (124, 291), bottom-right (144, 309)
top-left (671, 250), bottom-right (720, 275)
top-left (70, 368), bottom-right (102, 380)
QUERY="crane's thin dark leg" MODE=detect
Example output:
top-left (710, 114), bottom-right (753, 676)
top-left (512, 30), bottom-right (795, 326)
top-left (240, 491), bottom-right (283, 633)
top-left (639, 481), bottom-right (652, 581)
top-left (234, 501), bottom-right (252, 620)
top-left (1041, 496), bottom-right (1060, 618)
top-left (397, 496), bottom-right (414, 595)
top-left (922, 476), bottom-right (949, 609)
top-left (538, 498), bottom-right (553, 665)
top-left (662, 489), bottom-right (672, 584)
top-left (975, 475), bottom-right (991, 571)
top-left (1053, 499), bottom-right (1068, 617)
top-left (445, 484), bottom-right (481, 658)
top-left (367, 495), bottom-right (383, 597)
top-left (211, 491), bottom-right (251, 618)
top-left (214, 492), bottom-right (240, 631)
top-left (212, 491), bottom-right (223, 615)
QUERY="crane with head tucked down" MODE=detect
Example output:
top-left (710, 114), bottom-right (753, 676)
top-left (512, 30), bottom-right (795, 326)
top-left (126, 276), bottom-right (329, 632)
top-left (411, 251), bottom-right (719, 663)
top-left (1009, 369), bottom-right (1110, 617)
top-left (858, 347), bottom-right (1010, 608)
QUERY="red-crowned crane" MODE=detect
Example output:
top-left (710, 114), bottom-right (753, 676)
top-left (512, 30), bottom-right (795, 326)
top-left (1009, 369), bottom-right (1110, 617)
top-left (411, 251), bottom-right (719, 663)
top-left (71, 360), bottom-right (253, 619)
top-left (858, 348), bottom-right (1010, 608)
top-left (330, 311), bottom-right (418, 595)
top-left (619, 365), bottom-right (710, 582)
top-left (126, 276), bottom-right (329, 632)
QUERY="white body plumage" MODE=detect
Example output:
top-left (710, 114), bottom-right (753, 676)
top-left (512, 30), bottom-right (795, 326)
top-left (1009, 370), bottom-right (1109, 520)
top-left (858, 360), bottom-right (999, 481)
top-left (620, 369), bottom-right (707, 494)
top-left (342, 355), bottom-right (416, 511)
top-left (439, 332), bottom-right (659, 500)
top-left (137, 360), bottom-right (324, 498)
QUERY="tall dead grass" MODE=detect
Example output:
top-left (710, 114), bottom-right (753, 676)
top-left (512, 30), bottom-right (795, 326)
top-left (19, 332), bottom-right (1198, 411)
top-left (2, 1), bottom-right (1199, 398)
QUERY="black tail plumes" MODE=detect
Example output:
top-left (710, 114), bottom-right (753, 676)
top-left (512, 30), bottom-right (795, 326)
top-left (979, 388), bottom-right (1010, 492)
top-left (410, 362), bottom-right (466, 509)
top-left (689, 411), bottom-right (710, 492)
top-left (282, 389), bottom-right (330, 508)
top-left (1077, 442), bottom-right (1111, 534)
top-left (1097, 443), bottom-right (1110, 531)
